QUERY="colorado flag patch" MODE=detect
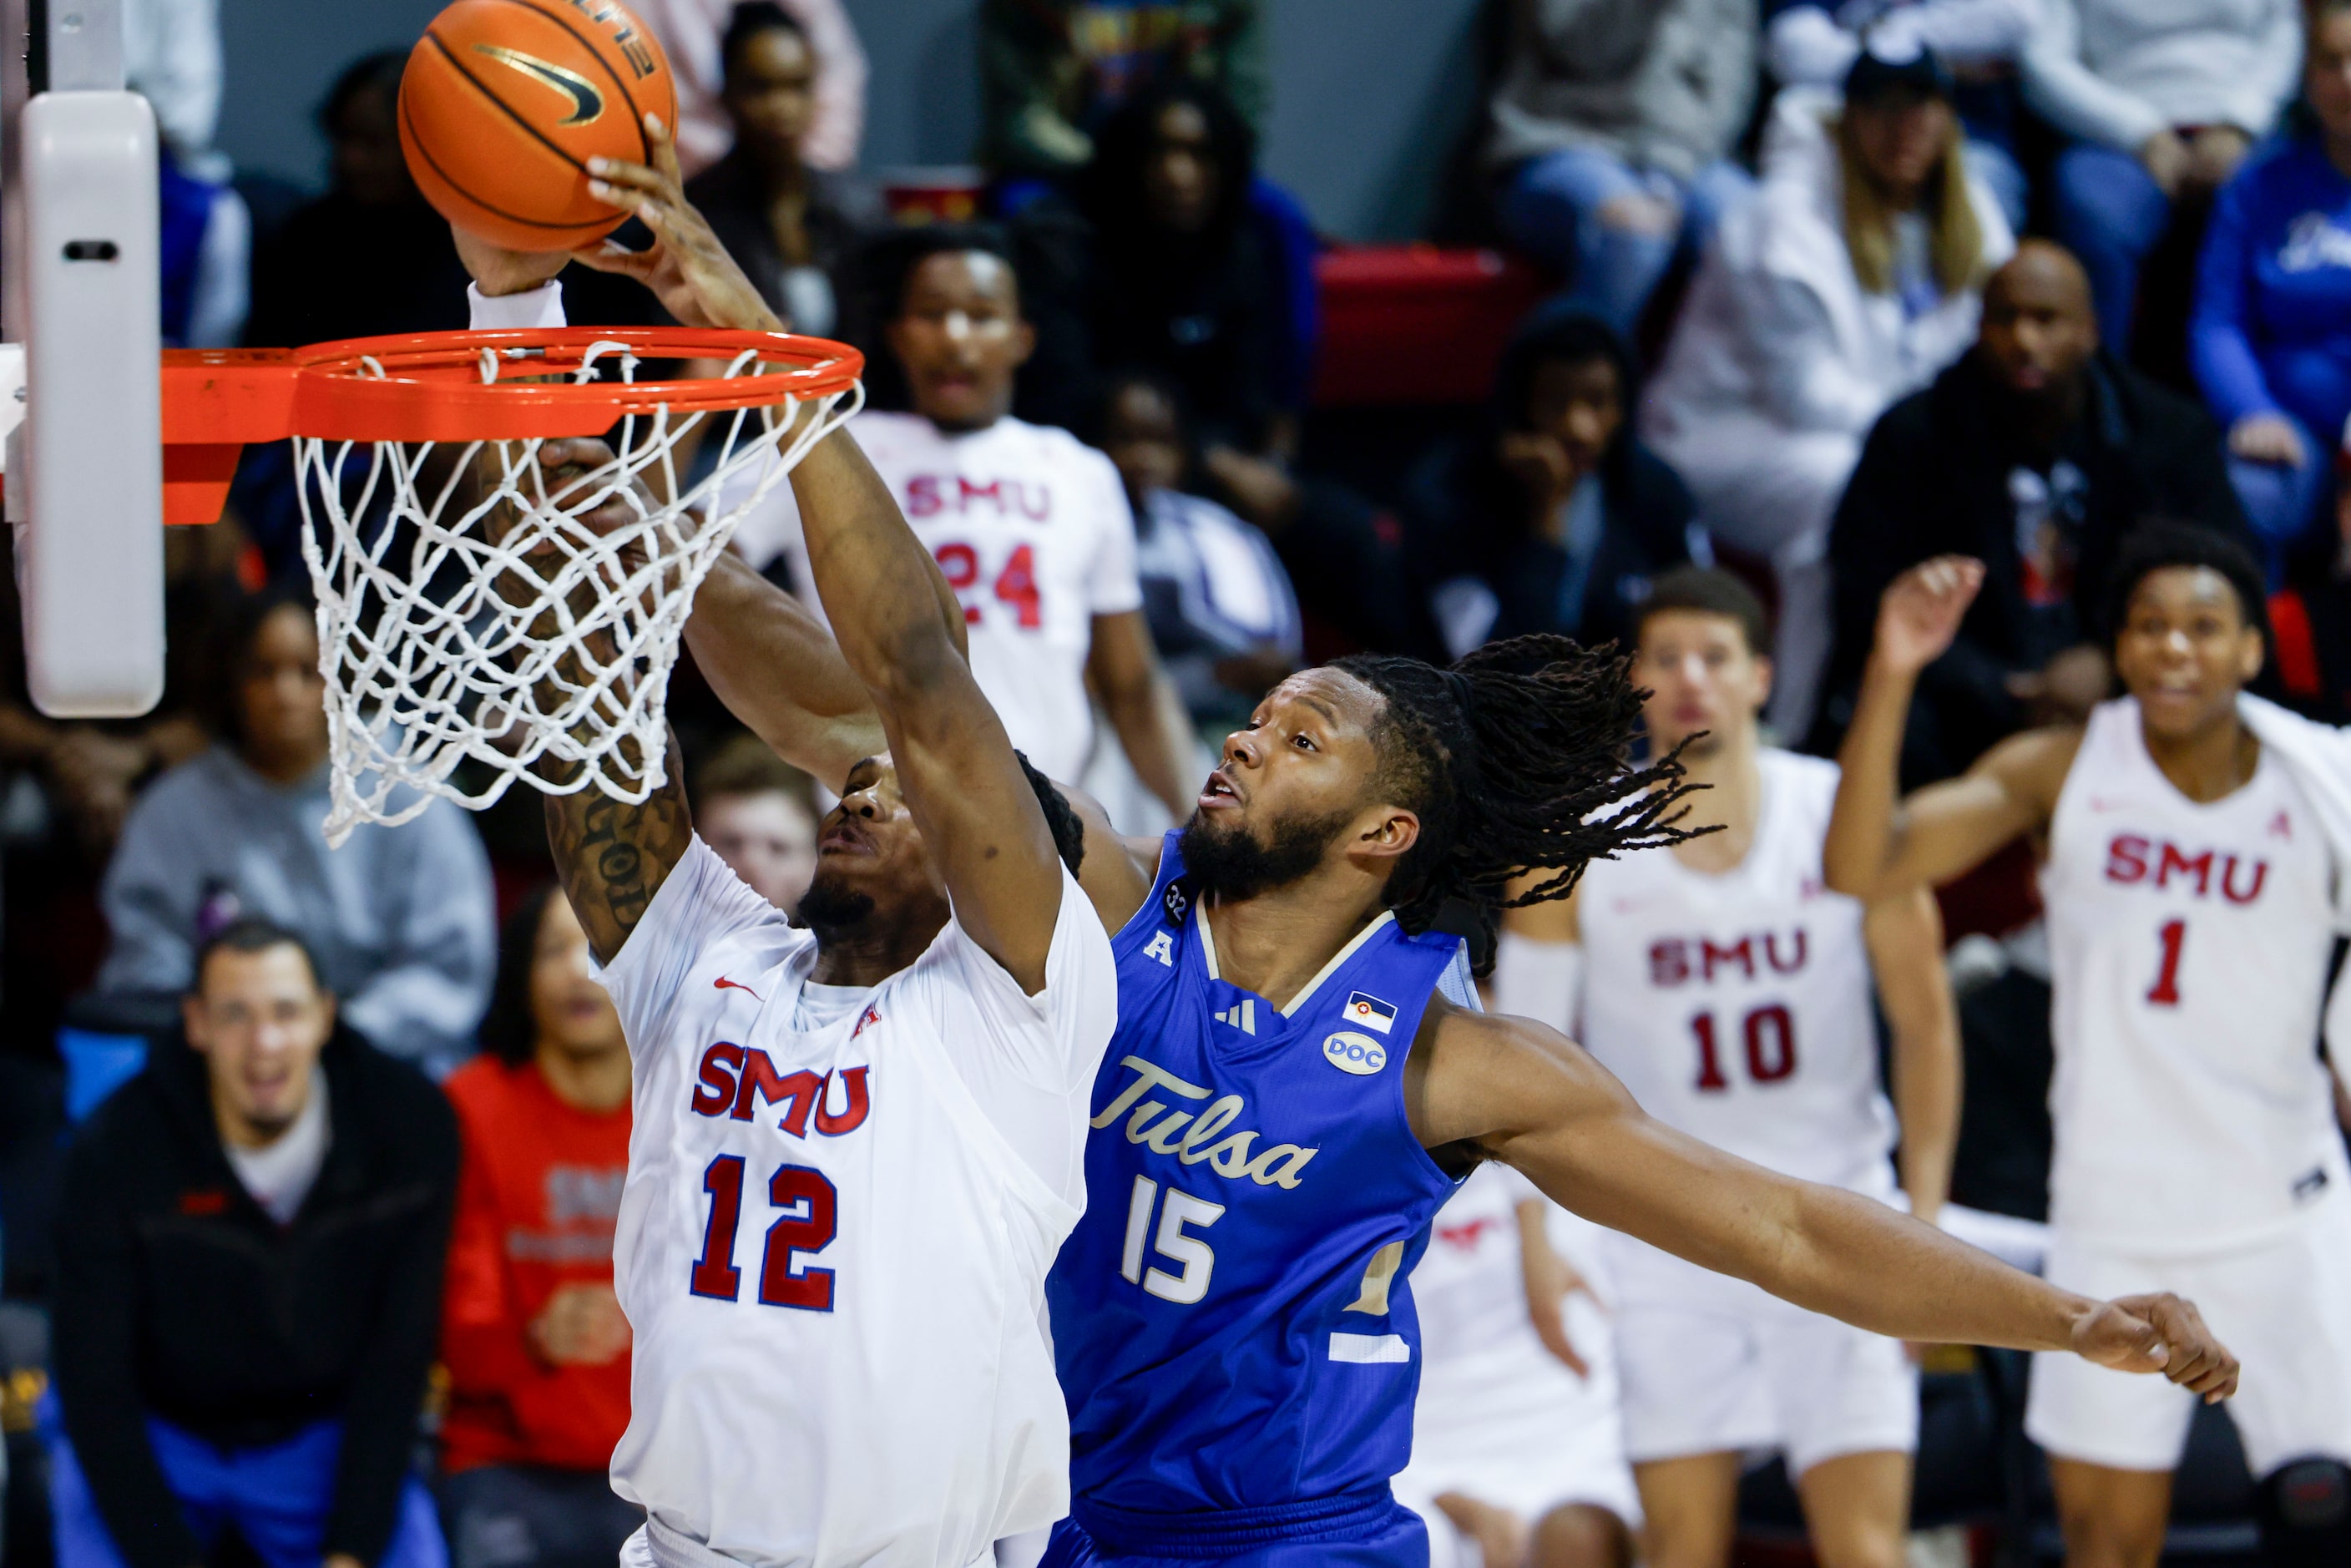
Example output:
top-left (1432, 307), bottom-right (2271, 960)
top-left (1343, 992), bottom-right (1396, 1034)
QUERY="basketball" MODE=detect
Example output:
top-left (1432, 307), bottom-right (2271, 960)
top-left (398, 0), bottom-right (677, 255)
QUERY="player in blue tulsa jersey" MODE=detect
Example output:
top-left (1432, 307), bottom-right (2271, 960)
top-left (1024, 639), bottom-right (2244, 1568)
top-left (625, 230), bottom-right (2248, 1565)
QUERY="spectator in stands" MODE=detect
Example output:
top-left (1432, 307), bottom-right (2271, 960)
top-left (2025, 0), bottom-right (2303, 353)
top-left (2192, 0), bottom-right (2351, 583)
top-left (1404, 310), bottom-right (1700, 658)
top-left (47, 918), bottom-right (458, 1568)
top-left (1485, 0), bottom-right (1758, 336)
top-left (244, 53), bottom-right (473, 351)
top-left (694, 736), bottom-right (820, 916)
top-left (439, 888), bottom-right (637, 1568)
top-left (978, 0), bottom-right (1265, 180)
top-left (1092, 370), bottom-right (1301, 731)
top-left (1765, 0), bottom-right (2037, 229)
top-left (635, 0), bottom-right (865, 179)
top-left (95, 588), bottom-right (495, 1076)
top-left (683, 3), bottom-right (884, 339)
top-left (1644, 43), bottom-right (2013, 738)
top-left (1079, 83), bottom-right (1302, 464)
top-left (1823, 240), bottom-right (2250, 779)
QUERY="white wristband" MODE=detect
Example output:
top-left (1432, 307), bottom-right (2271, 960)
top-left (467, 280), bottom-right (567, 331)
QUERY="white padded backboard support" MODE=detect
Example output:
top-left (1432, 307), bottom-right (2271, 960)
top-left (11, 90), bottom-right (163, 717)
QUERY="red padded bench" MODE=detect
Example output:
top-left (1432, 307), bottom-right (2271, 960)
top-left (1311, 245), bottom-right (1546, 408)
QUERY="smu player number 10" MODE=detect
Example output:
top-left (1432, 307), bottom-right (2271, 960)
top-left (1691, 1004), bottom-right (1798, 1093)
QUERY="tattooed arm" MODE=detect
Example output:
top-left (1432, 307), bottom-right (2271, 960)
top-left (544, 738), bottom-right (695, 967)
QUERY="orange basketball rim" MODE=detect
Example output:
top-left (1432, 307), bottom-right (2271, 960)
top-left (158, 326), bottom-right (864, 525)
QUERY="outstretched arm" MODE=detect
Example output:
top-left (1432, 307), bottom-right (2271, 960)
top-left (1410, 1001), bottom-right (2238, 1393)
top-left (794, 427), bottom-right (1066, 989)
top-left (1823, 556), bottom-right (2075, 902)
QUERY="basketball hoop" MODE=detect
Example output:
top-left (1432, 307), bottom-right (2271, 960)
top-left (164, 326), bottom-right (863, 846)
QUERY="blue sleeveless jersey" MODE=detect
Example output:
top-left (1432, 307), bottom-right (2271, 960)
top-left (1045, 832), bottom-right (1469, 1529)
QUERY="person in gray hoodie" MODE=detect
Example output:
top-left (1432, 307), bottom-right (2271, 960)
top-left (94, 586), bottom-right (494, 1077)
top-left (1488, 0), bottom-right (1760, 334)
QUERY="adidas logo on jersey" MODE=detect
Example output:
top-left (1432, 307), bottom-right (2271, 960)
top-left (1090, 1056), bottom-right (1319, 1189)
top-left (1215, 999), bottom-right (1258, 1035)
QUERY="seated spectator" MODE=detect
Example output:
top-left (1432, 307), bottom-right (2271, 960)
top-left (1092, 371), bottom-right (1301, 731)
top-left (1079, 83), bottom-right (1302, 463)
top-left (1765, 0), bottom-right (2037, 229)
top-left (243, 53), bottom-right (474, 351)
top-left (1822, 239), bottom-right (2252, 779)
top-left (632, 0), bottom-right (865, 178)
top-left (1404, 310), bottom-right (1700, 659)
top-left (47, 918), bottom-right (457, 1568)
top-left (683, 3), bottom-right (884, 338)
top-left (439, 888), bottom-right (638, 1568)
top-left (1486, 0), bottom-right (1758, 336)
top-left (693, 736), bottom-right (820, 916)
top-left (1643, 44), bottom-right (2013, 739)
top-left (2025, 0), bottom-right (2302, 353)
top-left (2192, 0), bottom-right (2351, 583)
top-left (978, 0), bottom-right (1265, 180)
top-left (95, 588), bottom-right (495, 1076)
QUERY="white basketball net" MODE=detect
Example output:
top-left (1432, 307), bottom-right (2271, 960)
top-left (294, 341), bottom-right (860, 847)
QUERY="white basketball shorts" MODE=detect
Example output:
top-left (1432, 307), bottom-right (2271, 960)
top-left (1611, 1292), bottom-right (1919, 1476)
top-left (2025, 1186), bottom-right (2351, 1476)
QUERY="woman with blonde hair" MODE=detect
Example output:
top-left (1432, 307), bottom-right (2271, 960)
top-left (1643, 43), bottom-right (2012, 741)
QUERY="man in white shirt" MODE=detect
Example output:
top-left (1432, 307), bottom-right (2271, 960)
top-left (739, 227), bottom-right (1198, 819)
top-left (461, 155), bottom-right (1123, 1564)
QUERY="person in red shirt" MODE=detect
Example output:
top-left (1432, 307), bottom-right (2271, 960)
top-left (437, 885), bottom-right (638, 1568)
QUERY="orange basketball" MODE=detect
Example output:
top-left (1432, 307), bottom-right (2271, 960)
top-left (399, 0), bottom-right (677, 254)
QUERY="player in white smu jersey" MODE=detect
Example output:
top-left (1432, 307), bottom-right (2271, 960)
top-left (733, 230), bottom-right (1196, 818)
top-left (1493, 569), bottom-right (1960, 1568)
top-left (462, 164), bottom-right (1118, 1568)
top-left (1396, 1162), bottom-right (1640, 1568)
top-left (1827, 529), bottom-right (2351, 1568)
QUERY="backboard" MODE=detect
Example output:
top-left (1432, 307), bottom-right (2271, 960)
top-left (3, 0), bottom-right (164, 717)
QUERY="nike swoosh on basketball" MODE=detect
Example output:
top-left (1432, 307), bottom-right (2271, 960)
top-left (472, 43), bottom-right (605, 125)
top-left (714, 977), bottom-right (763, 1002)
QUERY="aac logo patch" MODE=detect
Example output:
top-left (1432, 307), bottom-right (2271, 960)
top-left (1322, 1030), bottom-right (1387, 1076)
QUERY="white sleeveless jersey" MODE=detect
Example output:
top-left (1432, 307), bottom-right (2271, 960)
top-left (1409, 1162), bottom-right (1621, 1444)
top-left (2041, 698), bottom-right (2344, 1252)
top-left (729, 411), bottom-right (1145, 784)
top-left (1578, 750), bottom-right (1898, 1204)
top-left (596, 841), bottom-right (1119, 1567)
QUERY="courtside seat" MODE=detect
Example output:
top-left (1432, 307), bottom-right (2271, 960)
top-left (1309, 245), bottom-right (1545, 408)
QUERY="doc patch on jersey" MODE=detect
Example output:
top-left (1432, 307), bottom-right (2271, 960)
top-left (1342, 992), bottom-right (1396, 1034)
top-left (1323, 1030), bottom-right (1388, 1076)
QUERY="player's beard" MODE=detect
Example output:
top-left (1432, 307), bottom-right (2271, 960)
top-left (1179, 803), bottom-right (1352, 903)
top-left (797, 873), bottom-right (878, 946)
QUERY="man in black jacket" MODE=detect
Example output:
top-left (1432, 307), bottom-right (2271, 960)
top-left (1816, 240), bottom-right (2255, 780)
top-left (47, 918), bottom-right (458, 1568)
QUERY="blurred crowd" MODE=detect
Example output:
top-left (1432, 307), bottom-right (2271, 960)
top-left (2, 0), bottom-right (2350, 1565)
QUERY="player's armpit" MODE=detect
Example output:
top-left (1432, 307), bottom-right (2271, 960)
top-left (544, 749), bottom-right (694, 967)
top-left (685, 551), bottom-right (886, 793)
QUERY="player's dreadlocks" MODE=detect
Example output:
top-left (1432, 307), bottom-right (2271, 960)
top-left (1331, 633), bottom-right (1705, 970)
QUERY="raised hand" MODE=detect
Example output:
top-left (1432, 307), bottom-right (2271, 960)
top-left (2072, 1292), bottom-right (2237, 1402)
top-left (1874, 555), bottom-right (1984, 679)
top-left (573, 113), bottom-right (783, 334)
top-left (450, 225), bottom-right (571, 297)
